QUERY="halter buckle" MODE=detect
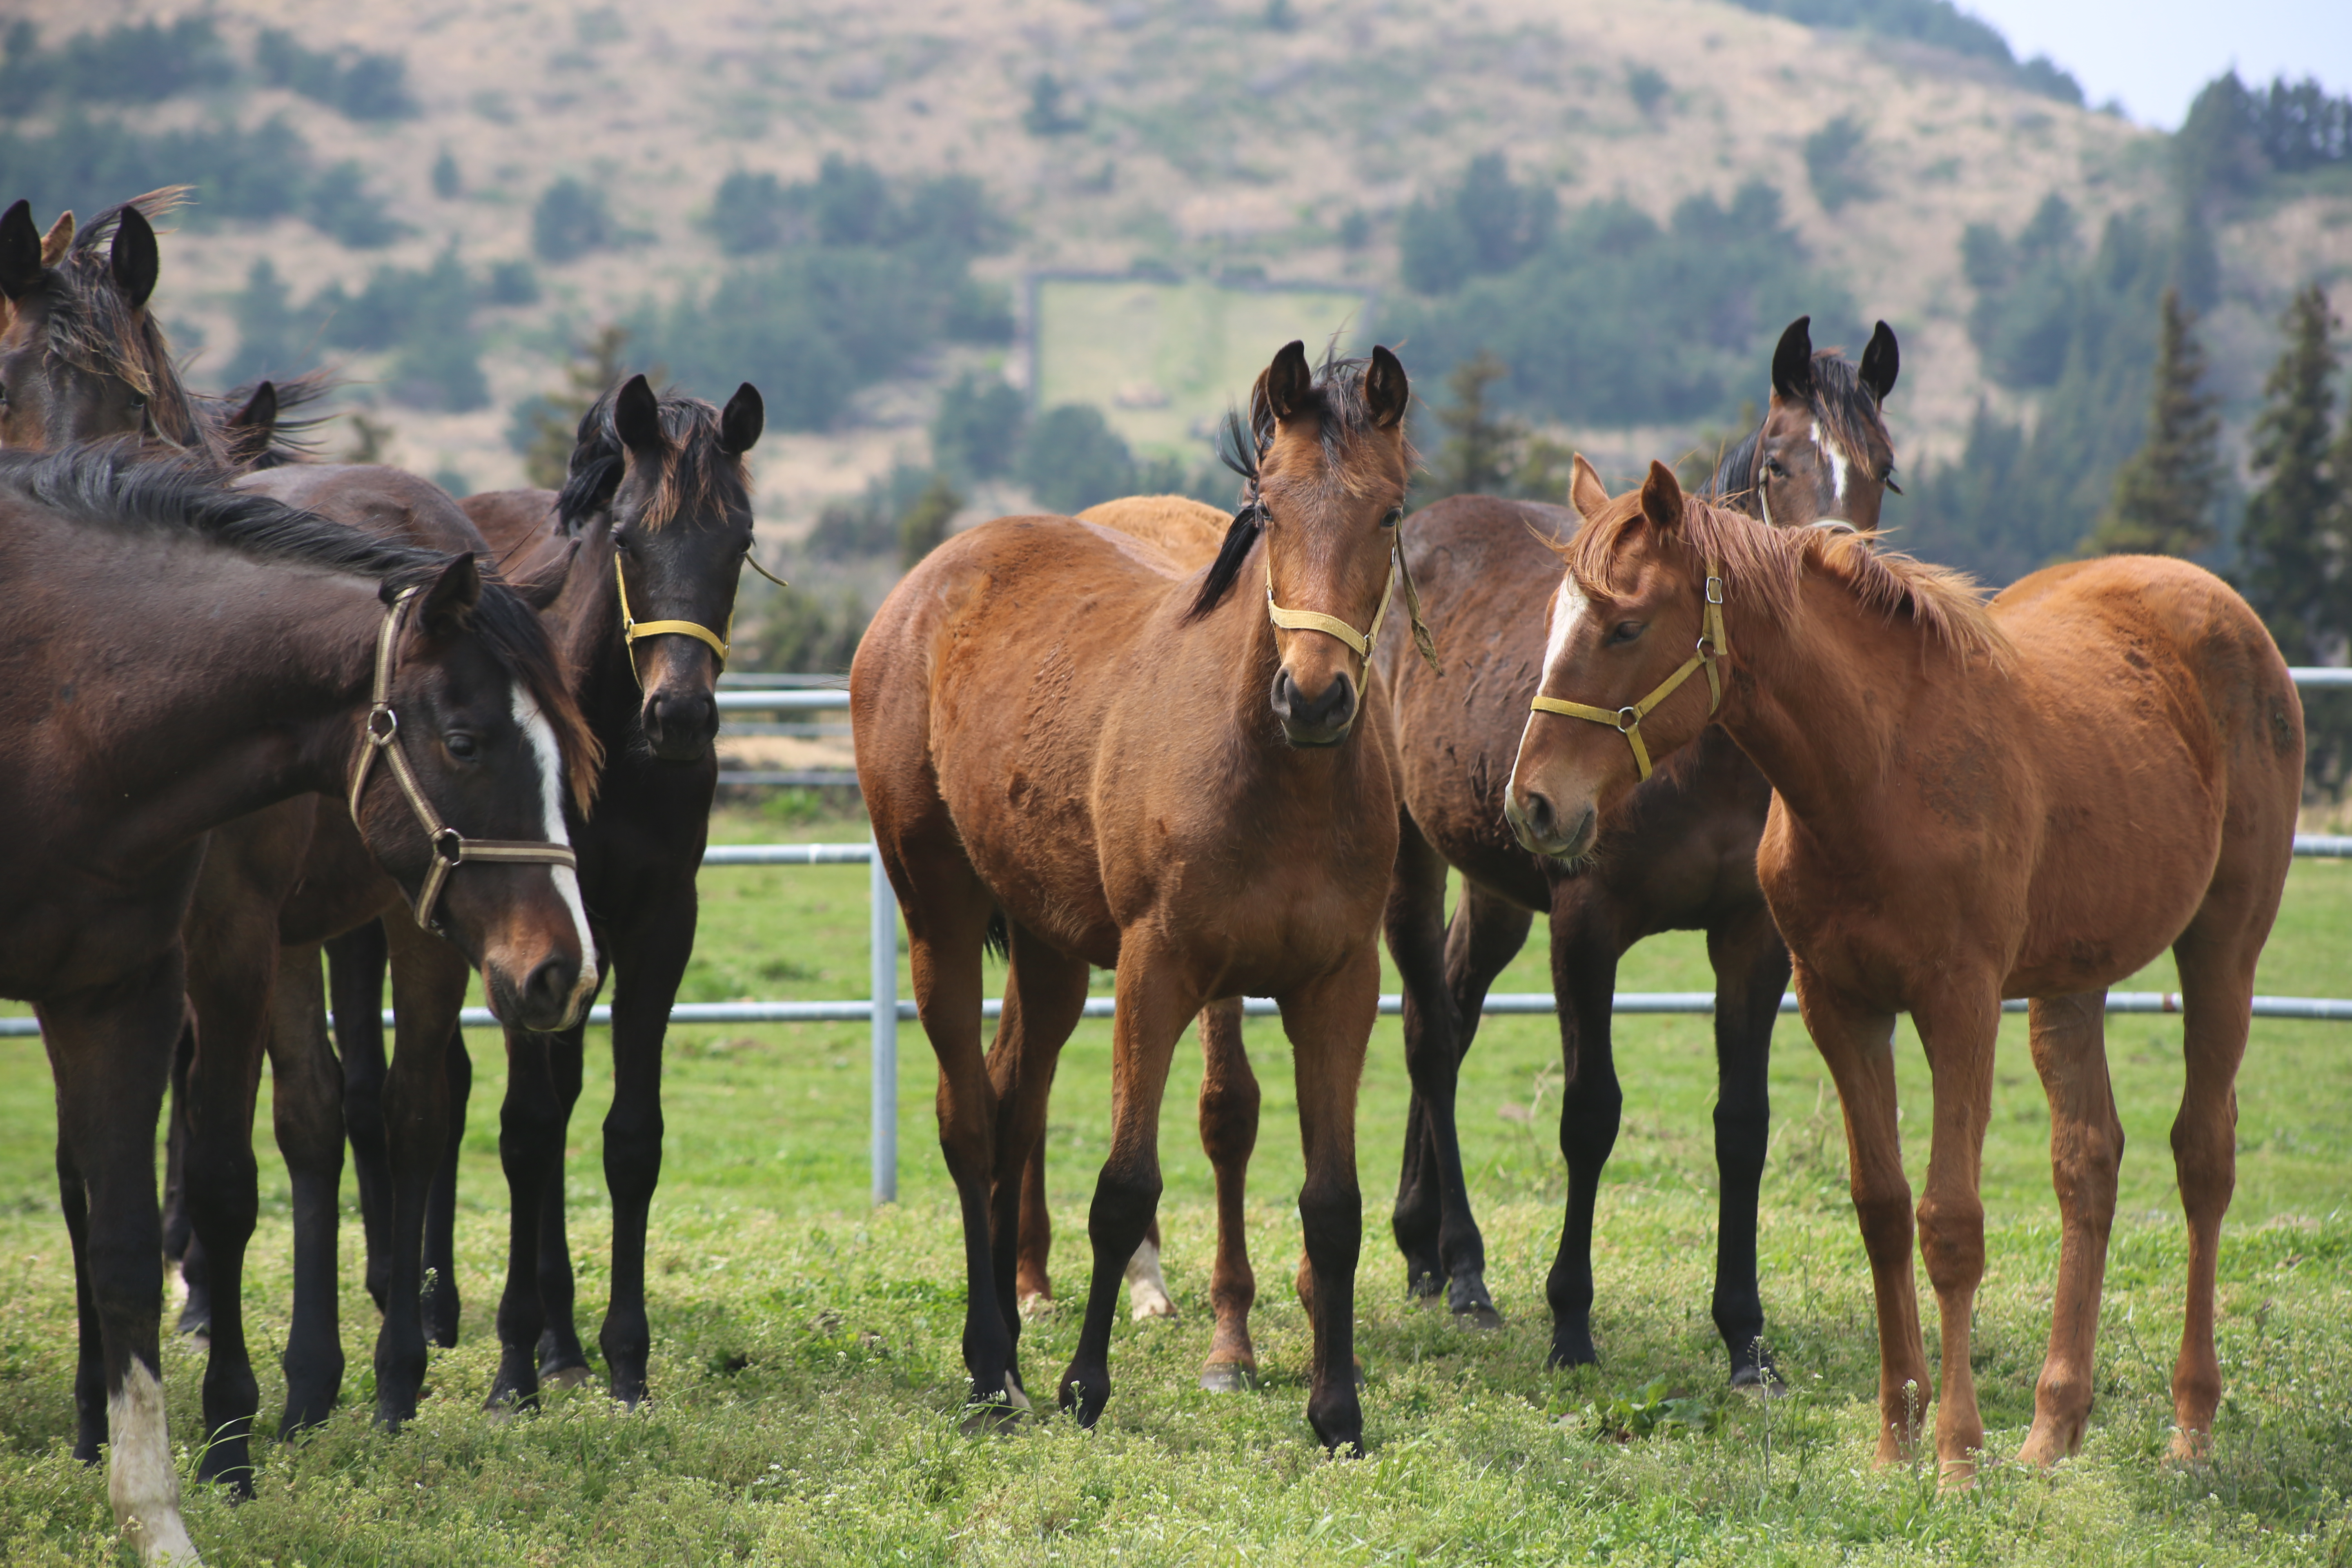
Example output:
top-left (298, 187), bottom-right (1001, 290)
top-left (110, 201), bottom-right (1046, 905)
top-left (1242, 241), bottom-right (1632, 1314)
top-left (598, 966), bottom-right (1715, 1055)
top-left (1705, 576), bottom-right (1724, 606)
top-left (365, 706), bottom-right (398, 745)
top-left (1613, 706), bottom-right (1640, 733)
top-left (1695, 635), bottom-right (1719, 659)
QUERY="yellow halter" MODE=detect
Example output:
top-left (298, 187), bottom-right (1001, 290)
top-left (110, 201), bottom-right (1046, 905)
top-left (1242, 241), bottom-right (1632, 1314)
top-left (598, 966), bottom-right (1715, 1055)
top-left (1259, 510), bottom-right (1442, 677)
top-left (1527, 564), bottom-right (1727, 781)
top-left (614, 548), bottom-right (731, 688)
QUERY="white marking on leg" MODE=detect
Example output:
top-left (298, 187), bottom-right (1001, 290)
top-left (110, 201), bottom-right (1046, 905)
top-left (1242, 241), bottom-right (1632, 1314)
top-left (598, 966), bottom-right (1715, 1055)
top-left (511, 687), bottom-right (598, 1016)
top-left (108, 1359), bottom-right (200, 1566)
top-left (1811, 419), bottom-right (1849, 509)
top-left (1125, 1237), bottom-right (1177, 1321)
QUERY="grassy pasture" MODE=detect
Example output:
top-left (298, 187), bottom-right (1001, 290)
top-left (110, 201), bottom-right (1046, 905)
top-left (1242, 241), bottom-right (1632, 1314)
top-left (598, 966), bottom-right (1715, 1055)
top-left (1, 802), bottom-right (2348, 1565)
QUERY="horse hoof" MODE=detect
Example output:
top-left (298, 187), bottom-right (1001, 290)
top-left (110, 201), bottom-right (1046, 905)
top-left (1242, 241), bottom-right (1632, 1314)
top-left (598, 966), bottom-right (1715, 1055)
top-left (541, 1364), bottom-right (591, 1393)
top-left (1451, 1303), bottom-right (1505, 1332)
top-left (1731, 1365), bottom-right (1790, 1400)
top-left (959, 1399), bottom-right (1025, 1437)
top-left (1199, 1361), bottom-right (1258, 1394)
top-left (1406, 1275), bottom-right (1444, 1310)
top-left (1018, 1291), bottom-right (1057, 1321)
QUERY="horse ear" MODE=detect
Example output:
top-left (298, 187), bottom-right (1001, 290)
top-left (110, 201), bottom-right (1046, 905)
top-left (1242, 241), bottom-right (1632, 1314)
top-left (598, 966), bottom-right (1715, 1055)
top-left (412, 553), bottom-right (482, 639)
top-left (1639, 460), bottom-right (1684, 534)
top-left (110, 206), bottom-right (159, 310)
top-left (1770, 315), bottom-right (1813, 403)
top-left (39, 209), bottom-right (74, 267)
top-left (229, 381), bottom-right (278, 435)
top-left (1568, 453), bottom-right (1609, 524)
top-left (1364, 345), bottom-right (1409, 428)
top-left (0, 200), bottom-right (42, 301)
top-left (613, 373), bottom-right (663, 454)
top-left (719, 382), bottom-right (764, 454)
top-left (1262, 339), bottom-right (1311, 422)
top-left (1859, 320), bottom-right (1900, 404)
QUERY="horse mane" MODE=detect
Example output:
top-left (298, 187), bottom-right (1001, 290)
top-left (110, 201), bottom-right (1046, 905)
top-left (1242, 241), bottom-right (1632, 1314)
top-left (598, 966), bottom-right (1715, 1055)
top-left (1561, 488), bottom-right (2009, 667)
top-left (1186, 347), bottom-right (1412, 621)
top-left (554, 381), bottom-right (751, 534)
top-left (1706, 348), bottom-right (1893, 516)
top-left (0, 442), bottom-right (601, 807)
top-left (39, 189), bottom-right (216, 458)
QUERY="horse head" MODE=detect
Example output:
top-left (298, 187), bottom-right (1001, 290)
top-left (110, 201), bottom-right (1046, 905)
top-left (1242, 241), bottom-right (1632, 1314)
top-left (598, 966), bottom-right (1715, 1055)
top-left (1711, 315), bottom-right (1900, 533)
top-left (0, 193), bottom-right (212, 454)
top-left (1193, 340), bottom-right (1413, 748)
top-left (351, 551), bottom-right (604, 1031)
top-left (556, 373), bottom-right (764, 762)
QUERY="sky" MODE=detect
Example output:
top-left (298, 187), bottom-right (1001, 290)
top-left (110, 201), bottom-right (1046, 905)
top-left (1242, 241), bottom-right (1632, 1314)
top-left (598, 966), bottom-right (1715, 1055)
top-left (1959, 0), bottom-right (2352, 127)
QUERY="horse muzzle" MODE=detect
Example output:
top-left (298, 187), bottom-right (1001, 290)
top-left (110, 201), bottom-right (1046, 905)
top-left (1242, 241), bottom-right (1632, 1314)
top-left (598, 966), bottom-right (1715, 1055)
top-left (1504, 785), bottom-right (1595, 862)
top-left (1271, 667), bottom-right (1357, 748)
top-left (640, 681), bottom-right (718, 761)
top-left (486, 947), bottom-right (594, 1033)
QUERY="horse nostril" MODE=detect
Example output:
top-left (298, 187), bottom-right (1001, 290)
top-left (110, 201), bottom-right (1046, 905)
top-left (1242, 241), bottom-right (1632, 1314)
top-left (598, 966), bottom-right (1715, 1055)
top-left (519, 955), bottom-right (576, 1026)
top-left (1522, 790), bottom-right (1557, 842)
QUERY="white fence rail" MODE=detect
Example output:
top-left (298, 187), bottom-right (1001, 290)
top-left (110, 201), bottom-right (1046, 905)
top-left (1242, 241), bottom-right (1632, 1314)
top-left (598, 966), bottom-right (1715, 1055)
top-left (8, 670), bottom-right (2351, 1203)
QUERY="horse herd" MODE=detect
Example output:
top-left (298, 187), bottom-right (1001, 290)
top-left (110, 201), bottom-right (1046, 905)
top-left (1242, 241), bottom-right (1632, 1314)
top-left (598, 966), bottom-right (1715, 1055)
top-left (0, 189), bottom-right (2303, 1565)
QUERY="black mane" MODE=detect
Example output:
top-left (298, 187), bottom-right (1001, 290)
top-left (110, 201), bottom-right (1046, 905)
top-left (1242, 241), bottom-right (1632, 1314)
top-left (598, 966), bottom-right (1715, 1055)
top-left (554, 381), bottom-right (750, 533)
top-left (1706, 350), bottom-right (1890, 517)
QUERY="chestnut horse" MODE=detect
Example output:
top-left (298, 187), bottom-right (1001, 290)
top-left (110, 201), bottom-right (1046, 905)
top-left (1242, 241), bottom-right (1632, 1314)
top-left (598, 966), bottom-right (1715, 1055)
top-left (0, 443), bottom-right (596, 1564)
top-left (1379, 317), bottom-right (1898, 1380)
top-left (1506, 462), bottom-right (2299, 1477)
top-left (855, 343), bottom-right (1414, 1450)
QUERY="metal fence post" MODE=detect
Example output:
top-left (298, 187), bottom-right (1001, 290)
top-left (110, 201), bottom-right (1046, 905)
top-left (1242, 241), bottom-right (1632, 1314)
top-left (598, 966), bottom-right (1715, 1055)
top-left (869, 835), bottom-right (898, 1207)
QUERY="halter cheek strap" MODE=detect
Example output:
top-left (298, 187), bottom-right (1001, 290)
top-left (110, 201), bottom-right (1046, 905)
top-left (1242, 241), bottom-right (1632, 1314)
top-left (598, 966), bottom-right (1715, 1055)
top-left (1527, 564), bottom-right (1727, 782)
top-left (348, 587), bottom-right (579, 931)
top-left (1259, 507), bottom-right (1442, 677)
top-left (615, 549), bottom-right (730, 688)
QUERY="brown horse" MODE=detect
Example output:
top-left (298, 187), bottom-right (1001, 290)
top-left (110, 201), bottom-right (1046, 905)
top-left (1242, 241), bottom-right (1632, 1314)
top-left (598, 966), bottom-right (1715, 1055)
top-left (855, 343), bottom-right (1414, 1450)
top-left (1506, 462), bottom-right (2300, 1478)
top-left (0, 443), bottom-right (597, 1564)
top-left (1379, 317), bottom-right (1899, 1381)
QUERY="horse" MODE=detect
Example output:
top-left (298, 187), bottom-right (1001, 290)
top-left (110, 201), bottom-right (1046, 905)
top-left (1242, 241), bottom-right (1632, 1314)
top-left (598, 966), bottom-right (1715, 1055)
top-left (1377, 317), bottom-right (1899, 1381)
top-left (1505, 461), bottom-right (2300, 1479)
top-left (0, 442), bottom-right (599, 1564)
top-left (314, 374), bottom-right (767, 1414)
top-left (854, 341), bottom-right (1417, 1451)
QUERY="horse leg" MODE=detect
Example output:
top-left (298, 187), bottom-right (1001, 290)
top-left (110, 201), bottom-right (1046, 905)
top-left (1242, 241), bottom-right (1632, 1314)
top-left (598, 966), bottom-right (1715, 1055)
top-left (1545, 908), bottom-right (1621, 1370)
top-left (2167, 910), bottom-right (2263, 1460)
top-left (164, 1016), bottom-right (211, 1340)
top-left (373, 918), bottom-right (466, 1428)
top-left (1196, 998), bottom-right (1261, 1390)
top-left (1706, 908), bottom-right (1789, 1390)
top-left (327, 921), bottom-right (393, 1313)
top-left (1794, 967), bottom-right (1923, 1464)
top-left (1057, 958), bottom-right (1194, 1430)
top-left (1275, 944), bottom-right (1378, 1454)
top-left (267, 942), bottom-right (348, 1439)
top-left (601, 897), bottom-right (692, 1410)
top-left (1908, 986), bottom-right (2000, 1483)
top-left (42, 964), bottom-right (201, 1565)
top-left (51, 1055), bottom-right (107, 1464)
top-left (422, 1027), bottom-right (469, 1350)
top-left (982, 925), bottom-right (1087, 1403)
top-left (1016, 1138), bottom-right (1054, 1308)
top-left (535, 1030), bottom-right (590, 1385)
top-left (2017, 991), bottom-right (2121, 1466)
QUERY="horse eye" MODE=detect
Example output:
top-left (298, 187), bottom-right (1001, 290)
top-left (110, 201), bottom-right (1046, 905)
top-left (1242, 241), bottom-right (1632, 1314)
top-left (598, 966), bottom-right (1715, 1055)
top-left (1381, 506), bottom-right (1403, 529)
top-left (1610, 620), bottom-right (1645, 645)
top-left (127, 393), bottom-right (145, 410)
top-left (1764, 458), bottom-right (1787, 479)
top-left (445, 732), bottom-right (479, 760)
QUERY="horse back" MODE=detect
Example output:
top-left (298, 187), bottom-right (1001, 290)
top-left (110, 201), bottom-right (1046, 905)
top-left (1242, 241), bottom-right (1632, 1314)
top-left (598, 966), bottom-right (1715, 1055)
top-left (1076, 494), bottom-right (1229, 570)
top-left (232, 463), bottom-right (485, 556)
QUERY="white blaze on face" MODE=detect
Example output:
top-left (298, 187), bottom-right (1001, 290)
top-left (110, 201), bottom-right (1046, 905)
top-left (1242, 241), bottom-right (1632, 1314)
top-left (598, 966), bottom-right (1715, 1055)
top-left (1811, 419), bottom-right (1850, 508)
top-left (1516, 574), bottom-right (1594, 759)
top-left (512, 686), bottom-right (599, 1015)
top-left (108, 1359), bottom-right (200, 1566)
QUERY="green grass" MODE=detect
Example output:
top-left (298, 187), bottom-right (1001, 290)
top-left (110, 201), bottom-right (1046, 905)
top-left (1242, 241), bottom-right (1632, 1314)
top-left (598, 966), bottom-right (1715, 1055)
top-left (2, 803), bottom-right (2348, 1564)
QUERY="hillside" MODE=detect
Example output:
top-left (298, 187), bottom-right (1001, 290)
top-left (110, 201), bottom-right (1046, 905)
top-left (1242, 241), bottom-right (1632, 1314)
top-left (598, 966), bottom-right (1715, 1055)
top-left (8, 0), bottom-right (2350, 550)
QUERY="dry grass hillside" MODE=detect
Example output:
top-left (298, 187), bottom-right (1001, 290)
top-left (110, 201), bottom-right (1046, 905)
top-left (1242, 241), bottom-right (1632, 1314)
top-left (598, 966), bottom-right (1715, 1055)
top-left (16, 0), bottom-right (2352, 528)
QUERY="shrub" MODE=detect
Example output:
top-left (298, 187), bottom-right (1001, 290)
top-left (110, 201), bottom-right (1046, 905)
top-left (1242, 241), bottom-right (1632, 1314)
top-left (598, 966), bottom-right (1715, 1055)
top-left (0, 112), bottom-right (310, 226)
top-left (896, 474), bottom-right (962, 567)
top-left (930, 374), bottom-right (1026, 480)
top-left (222, 259), bottom-right (319, 387)
top-left (483, 260), bottom-right (540, 307)
top-left (534, 177), bottom-right (613, 263)
top-left (1020, 405), bottom-right (1136, 515)
top-left (255, 28), bottom-right (416, 120)
top-left (431, 149), bottom-right (461, 199)
top-left (1803, 116), bottom-right (1875, 211)
top-left (1399, 153), bottom-right (1556, 296)
top-left (306, 160), bottom-right (405, 248)
top-left (0, 17), bottom-right (235, 105)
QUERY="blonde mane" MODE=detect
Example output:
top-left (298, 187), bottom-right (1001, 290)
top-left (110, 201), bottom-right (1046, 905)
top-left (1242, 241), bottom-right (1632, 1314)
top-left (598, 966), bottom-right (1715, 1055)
top-left (1559, 490), bottom-right (2010, 667)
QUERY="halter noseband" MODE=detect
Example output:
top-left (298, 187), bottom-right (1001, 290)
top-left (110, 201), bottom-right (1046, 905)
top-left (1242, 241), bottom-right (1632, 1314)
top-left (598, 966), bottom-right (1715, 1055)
top-left (1251, 486), bottom-right (1441, 677)
top-left (348, 587), bottom-right (579, 932)
top-left (611, 545), bottom-right (791, 690)
top-left (1528, 564), bottom-right (1728, 782)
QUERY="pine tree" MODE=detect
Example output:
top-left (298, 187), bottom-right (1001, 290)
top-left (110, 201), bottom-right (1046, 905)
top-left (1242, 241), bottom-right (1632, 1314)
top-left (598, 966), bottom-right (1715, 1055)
top-left (524, 325), bottom-right (631, 490)
top-left (1425, 350), bottom-right (1523, 500)
top-left (2238, 285), bottom-right (2342, 662)
top-left (2086, 288), bottom-right (2221, 557)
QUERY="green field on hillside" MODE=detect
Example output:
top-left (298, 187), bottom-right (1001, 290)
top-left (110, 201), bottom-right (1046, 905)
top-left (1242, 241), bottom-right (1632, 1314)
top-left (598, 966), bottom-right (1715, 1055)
top-left (1, 806), bottom-right (2347, 1564)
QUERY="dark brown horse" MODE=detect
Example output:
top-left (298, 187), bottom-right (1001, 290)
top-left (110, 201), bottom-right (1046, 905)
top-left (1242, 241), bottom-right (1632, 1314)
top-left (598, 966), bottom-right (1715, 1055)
top-left (855, 343), bottom-right (1415, 1450)
top-left (1377, 317), bottom-right (1899, 1384)
top-left (1507, 463), bottom-right (2298, 1478)
top-left (0, 443), bottom-right (596, 1564)
top-left (316, 375), bottom-right (766, 1414)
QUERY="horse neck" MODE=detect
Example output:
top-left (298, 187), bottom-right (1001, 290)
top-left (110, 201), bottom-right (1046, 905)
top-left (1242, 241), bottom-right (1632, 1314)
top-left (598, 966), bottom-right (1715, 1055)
top-left (1717, 570), bottom-right (1973, 858)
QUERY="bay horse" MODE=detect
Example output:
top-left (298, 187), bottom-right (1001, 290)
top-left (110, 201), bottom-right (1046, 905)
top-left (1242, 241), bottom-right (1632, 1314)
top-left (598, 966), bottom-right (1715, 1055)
top-left (855, 342), bottom-right (1415, 1450)
top-left (0, 442), bottom-right (598, 1564)
top-left (1506, 461), bottom-right (2299, 1477)
top-left (1379, 317), bottom-right (1898, 1382)
top-left (321, 375), bottom-right (766, 1413)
